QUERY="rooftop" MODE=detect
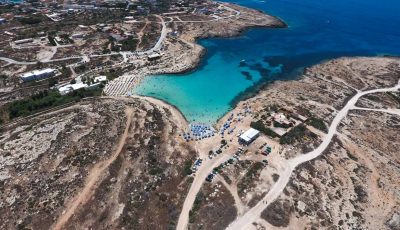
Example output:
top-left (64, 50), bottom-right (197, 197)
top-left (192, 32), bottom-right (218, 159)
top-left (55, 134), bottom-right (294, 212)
top-left (21, 68), bottom-right (56, 79)
top-left (240, 128), bottom-right (260, 142)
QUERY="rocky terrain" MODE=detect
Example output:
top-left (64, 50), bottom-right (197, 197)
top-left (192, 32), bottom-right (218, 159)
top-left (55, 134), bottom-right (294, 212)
top-left (239, 57), bottom-right (400, 158)
top-left (1, 42), bottom-right (399, 230)
top-left (223, 57), bottom-right (400, 229)
top-left (175, 3), bottom-right (286, 42)
top-left (0, 97), bottom-right (196, 230)
top-left (188, 181), bottom-right (237, 230)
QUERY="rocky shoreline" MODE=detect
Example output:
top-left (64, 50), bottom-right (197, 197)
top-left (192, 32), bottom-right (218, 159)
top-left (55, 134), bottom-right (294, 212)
top-left (163, 3), bottom-right (286, 73)
top-left (126, 2), bottom-right (287, 88)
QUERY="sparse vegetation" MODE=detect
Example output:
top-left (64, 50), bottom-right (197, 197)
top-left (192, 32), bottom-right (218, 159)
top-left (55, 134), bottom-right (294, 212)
top-left (48, 35), bottom-right (57, 46)
top-left (189, 191), bottom-right (203, 223)
top-left (121, 37), bottom-right (138, 51)
top-left (308, 117), bottom-right (328, 132)
top-left (18, 16), bottom-right (43, 25)
top-left (273, 120), bottom-right (292, 129)
top-left (280, 124), bottom-right (307, 145)
top-left (261, 199), bottom-right (293, 227)
top-left (387, 92), bottom-right (400, 105)
top-left (4, 89), bottom-right (101, 120)
top-left (100, 69), bottom-right (122, 81)
top-left (183, 160), bottom-right (193, 176)
top-left (251, 120), bottom-right (279, 138)
top-left (238, 161), bottom-right (264, 195)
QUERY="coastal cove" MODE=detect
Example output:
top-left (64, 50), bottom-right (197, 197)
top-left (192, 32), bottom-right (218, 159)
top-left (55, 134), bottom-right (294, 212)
top-left (133, 0), bottom-right (400, 123)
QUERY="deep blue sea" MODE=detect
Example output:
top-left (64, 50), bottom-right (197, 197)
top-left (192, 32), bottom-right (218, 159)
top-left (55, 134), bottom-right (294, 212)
top-left (133, 0), bottom-right (400, 123)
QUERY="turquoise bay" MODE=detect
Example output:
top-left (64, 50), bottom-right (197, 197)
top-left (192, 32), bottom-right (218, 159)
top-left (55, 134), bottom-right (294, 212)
top-left (134, 39), bottom-right (283, 123)
top-left (133, 0), bottom-right (400, 123)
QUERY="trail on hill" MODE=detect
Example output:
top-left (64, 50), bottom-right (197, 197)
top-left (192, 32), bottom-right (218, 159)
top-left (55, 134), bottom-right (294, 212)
top-left (52, 107), bottom-right (133, 230)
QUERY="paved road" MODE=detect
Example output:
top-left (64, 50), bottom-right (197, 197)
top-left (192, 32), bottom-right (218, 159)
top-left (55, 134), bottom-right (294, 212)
top-left (0, 56), bottom-right (82, 65)
top-left (226, 80), bottom-right (400, 230)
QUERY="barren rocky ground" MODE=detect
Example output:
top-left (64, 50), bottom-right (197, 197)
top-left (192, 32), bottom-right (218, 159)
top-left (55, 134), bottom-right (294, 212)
top-left (188, 181), bottom-right (237, 230)
top-left (175, 3), bottom-right (286, 42)
top-left (0, 97), bottom-right (196, 230)
top-left (231, 57), bottom-right (400, 229)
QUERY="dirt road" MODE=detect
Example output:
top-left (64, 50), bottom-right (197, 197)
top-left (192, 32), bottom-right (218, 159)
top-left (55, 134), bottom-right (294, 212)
top-left (176, 152), bottom-right (234, 230)
top-left (136, 18), bottom-right (150, 50)
top-left (52, 107), bottom-right (133, 230)
top-left (226, 80), bottom-right (400, 230)
top-left (217, 175), bottom-right (245, 216)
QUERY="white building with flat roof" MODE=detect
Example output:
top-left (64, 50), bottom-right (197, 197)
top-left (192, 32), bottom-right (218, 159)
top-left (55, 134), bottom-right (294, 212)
top-left (21, 68), bottom-right (56, 82)
top-left (148, 53), bottom-right (162, 60)
top-left (239, 128), bottom-right (260, 145)
top-left (94, 75), bottom-right (107, 83)
top-left (58, 82), bottom-right (88, 95)
top-left (71, 33), bottom-right (84, 39)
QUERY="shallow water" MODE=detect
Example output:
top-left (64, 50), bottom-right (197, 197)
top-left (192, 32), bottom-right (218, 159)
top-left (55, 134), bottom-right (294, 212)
top-left (133, 0), bottom-right (400, 123)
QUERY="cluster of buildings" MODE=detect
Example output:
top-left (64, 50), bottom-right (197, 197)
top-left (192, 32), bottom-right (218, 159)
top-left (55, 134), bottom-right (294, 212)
top-left (58, 76), bottom-right (107, 95)
top-left (263, 108), bottom-right (308, 137)
top-left (19, 68), bottom-right (107, 95)
top-left (235, 107), bottom-right (309, 146)
top-left (101, 24), bottom-right (136, 41)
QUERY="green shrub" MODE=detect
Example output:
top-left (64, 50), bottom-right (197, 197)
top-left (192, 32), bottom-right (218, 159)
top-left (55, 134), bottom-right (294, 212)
top-left (189, 191), bottom-right (203, 223)
top-left (18, 16), bottom-right (42, 25)
top-left (250, 120), bottom-right (278, 138)
top-left (279, 124), bottom-right (307, 145)
top-left (308, 117), bottom-right (328, 132)
top-left (121, 37), bottom-right (138, 51)
top-left (273, 120), bottom-right (292, 129)
top-left (48, 36), bottom-right (57, 46)
top-left (6, 89), bottom-right (101, 120)
top-left (183, 160), bottom-right (193, 176)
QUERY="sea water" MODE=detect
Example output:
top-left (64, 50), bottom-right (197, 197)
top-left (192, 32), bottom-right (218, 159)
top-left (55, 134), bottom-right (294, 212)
top-left (0, 0), bottom-right (23, 3)
top-left (133, 0), bottom-right (400, 123)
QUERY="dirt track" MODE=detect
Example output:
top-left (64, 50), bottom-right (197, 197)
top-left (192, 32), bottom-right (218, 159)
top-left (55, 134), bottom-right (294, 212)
top-left (226, 80), bottom-right (400, 230)
top-left (52, 107), bottom-right (134, 230)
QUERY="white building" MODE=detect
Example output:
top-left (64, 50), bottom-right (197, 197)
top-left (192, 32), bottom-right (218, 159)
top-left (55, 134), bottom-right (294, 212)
top-left (14, 38), bottom-right (33, 45)
top-left (239, 128), bottom-right (260, 145)
top-left (71, 33), bottom-right (84, 39)
top-left (58, 83), bottom-right (88, 95)
top-left (21, 68), bottom-right (56, 82)
top-left (78, 25), bottom-right (89, 29)
top-left (148, 53), bottom-right (161, 60)
top-left (4, 31), bottom-right (14, 36)
top-left (94, 75), bottom-right (107, 83)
